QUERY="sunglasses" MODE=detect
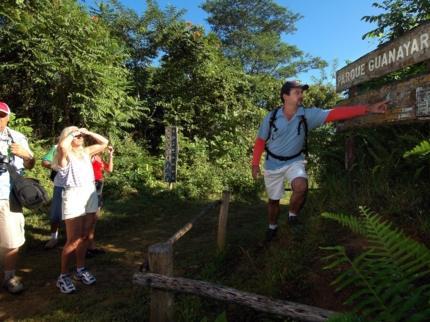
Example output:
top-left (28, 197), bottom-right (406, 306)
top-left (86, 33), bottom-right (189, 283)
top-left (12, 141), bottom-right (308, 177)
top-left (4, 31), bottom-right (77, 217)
top-left (74, 134), bottom-right (83, 139)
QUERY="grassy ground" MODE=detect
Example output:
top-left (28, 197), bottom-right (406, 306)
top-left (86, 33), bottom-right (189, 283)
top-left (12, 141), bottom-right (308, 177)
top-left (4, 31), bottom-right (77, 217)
top-left (0, 186), bottom-right (419, 322)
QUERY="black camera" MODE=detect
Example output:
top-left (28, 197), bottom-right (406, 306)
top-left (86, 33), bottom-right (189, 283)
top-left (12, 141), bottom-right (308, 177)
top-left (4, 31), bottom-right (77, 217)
top-left (0, 154), bottom-right (12, 174)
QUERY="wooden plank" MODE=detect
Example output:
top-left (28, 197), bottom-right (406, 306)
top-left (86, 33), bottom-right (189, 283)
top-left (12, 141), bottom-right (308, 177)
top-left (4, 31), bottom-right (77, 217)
top-left (335, 71), bottom-right (430, 132)
top-left (336, 21), bottom-right (430, 92)
top-left (133, 272), bottom-right (337, 322)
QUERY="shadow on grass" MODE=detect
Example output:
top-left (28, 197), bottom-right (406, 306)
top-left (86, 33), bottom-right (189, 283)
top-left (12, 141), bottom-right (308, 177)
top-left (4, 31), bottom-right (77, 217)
top-left (0, 185), bottom-right (364, 321)
top-left (1, 190), bottom-right (273, 321)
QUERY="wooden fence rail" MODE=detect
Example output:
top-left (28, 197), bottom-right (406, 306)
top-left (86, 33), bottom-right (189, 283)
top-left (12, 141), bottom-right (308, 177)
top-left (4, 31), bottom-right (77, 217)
top-left (133, 272), bottom-right (337, 322)
top-left (167, 199), bottom-right (222, 245)
top-left (134, 190), bottom-right (338, 321)
top-left (139, 193), bottom-right (226, 272)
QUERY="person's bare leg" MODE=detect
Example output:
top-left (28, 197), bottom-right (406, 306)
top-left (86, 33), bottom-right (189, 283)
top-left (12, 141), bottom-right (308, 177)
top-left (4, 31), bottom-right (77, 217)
top-left (260, 199), bottom-right (281, 245)
top-left (4, 248), bottom-right (18, 271)
top-left (268, 199), bottom-right (280, 225)
top-left (87, 209), bottom-right (99, 250)
top-left (61, 217), bottom-right (84, 275)
top-left (50, 222), bottom-right (60, 234)
top-left (76, 213), bottom-right (95, 268)
top-left (289, 177), bottom-right (308, 215)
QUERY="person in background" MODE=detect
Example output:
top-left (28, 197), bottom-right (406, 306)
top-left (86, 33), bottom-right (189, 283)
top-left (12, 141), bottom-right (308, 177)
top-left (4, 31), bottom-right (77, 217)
top-left (51, 126), bottom-right (108, 293)
top-left (41, 145), bottom-right (64, 250)
top-left (252, 81), bottom-right (390, 246)
top-left (86, 140), bottom-right (114, 258)
top-left (0, 102), bottom-right (35, 294)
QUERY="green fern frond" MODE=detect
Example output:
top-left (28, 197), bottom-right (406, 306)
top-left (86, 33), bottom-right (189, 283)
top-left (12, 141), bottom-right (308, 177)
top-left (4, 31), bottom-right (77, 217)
top-left (412, 166), bottom-right (425, 183)
top-left (321, 207), bottom-right (430, 321)
top-left (320, 212), bottom-right (366, 235)
top-left (403, 139), bottom-right (430, 158)
top-left (214, 311), bottom-right (227, 322)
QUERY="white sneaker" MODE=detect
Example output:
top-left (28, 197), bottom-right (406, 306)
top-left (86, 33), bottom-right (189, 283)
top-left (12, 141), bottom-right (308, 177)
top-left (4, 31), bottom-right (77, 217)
top-left (57, 274), bottom-right (76, 294)
top-left (74, 268), bottom-right (96, 285)
top-left (45, 238), bottom-right (58, 250)
top-left (2, 277), bottom-right (23, 294)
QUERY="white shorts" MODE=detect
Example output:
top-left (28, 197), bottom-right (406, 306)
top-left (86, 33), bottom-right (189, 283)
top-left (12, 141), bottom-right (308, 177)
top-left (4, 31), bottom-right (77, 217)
top-left (0, 200), bottom-right (25, 249)
top-left (62, 185), bottom-right (98, 220)
top-left (264, 161), bottom-right (308, 200)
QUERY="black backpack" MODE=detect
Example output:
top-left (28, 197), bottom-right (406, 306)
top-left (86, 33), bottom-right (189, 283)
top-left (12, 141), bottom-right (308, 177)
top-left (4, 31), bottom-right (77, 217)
top-left (7, 164), bottom-right (49, 211)
top-left (265, 107), bottom-right (309, 161)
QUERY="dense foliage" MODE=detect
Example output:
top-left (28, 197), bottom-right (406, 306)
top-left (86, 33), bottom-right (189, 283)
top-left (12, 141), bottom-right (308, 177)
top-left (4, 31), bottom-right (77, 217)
top-left (0, 0), bottom-right (142, 144)
top-left (0, 0), bottom-right (337, 200)
top-left (0, 0), bottom-right (428, 205)
top-left (1, 0), bottom-right (430, 320)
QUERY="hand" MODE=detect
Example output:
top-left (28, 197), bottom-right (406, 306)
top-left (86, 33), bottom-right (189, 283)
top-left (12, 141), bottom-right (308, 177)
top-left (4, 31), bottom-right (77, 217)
top-left (252, 166), bottom-right (261, 181)
top-left (107, 146), bottom-right (114, 154)
top-left (10, 143), bottom-right (29, 159)
top-left (78, 128), bottom-right (89, 135)
top-left (366, 99), bottom-right (391, 114)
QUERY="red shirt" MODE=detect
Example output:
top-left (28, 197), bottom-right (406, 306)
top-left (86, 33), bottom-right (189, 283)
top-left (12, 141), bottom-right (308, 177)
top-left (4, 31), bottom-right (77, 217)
top-left (91, 156), bottom-right (107, 180)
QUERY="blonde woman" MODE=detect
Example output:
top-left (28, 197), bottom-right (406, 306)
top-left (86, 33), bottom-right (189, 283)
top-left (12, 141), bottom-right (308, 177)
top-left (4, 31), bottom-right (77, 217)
top-left (51, 126), bottom-right (108, 293)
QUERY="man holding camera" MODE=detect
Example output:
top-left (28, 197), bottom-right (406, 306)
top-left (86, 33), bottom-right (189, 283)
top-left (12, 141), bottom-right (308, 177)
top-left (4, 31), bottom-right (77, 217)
top-left (0, 102), bottom-right (35, 294)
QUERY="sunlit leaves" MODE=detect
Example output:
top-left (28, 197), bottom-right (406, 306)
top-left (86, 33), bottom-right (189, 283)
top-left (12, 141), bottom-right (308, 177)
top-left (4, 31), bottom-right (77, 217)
top-left (201, 0), bottom-right (327, 78)
top-left (362, 0), bottom-right (430, 44)
top-left (0, 0), bottom-right (141, 140)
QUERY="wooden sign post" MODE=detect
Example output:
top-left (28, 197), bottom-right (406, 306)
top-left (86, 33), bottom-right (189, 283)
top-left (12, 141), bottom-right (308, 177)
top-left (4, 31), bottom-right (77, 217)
top-left (337, 72), bottom-right (430, 131)
top-left (334, 21), bottom-right (430, 168)
top-left (336, 21), bottom-right (430, 126)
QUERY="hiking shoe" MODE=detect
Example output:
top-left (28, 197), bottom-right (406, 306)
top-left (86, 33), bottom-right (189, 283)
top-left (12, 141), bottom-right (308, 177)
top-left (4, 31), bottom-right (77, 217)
top-left (87, 248), bottom-right (105, 255)
top-left (2, 277), bottom-right (23, 294)
top-left (45, 238), bottom-right (58, 250)
top-left (85, 251), bottom-right (96, 259)
top-left (259, 228), bottom-right (278, 246)
top-left (57, 274), bottom-right (76, 294)
top-left (74, 268), bottom-right (96, 285)
top-left (288, 216), bottom-right (300, 227)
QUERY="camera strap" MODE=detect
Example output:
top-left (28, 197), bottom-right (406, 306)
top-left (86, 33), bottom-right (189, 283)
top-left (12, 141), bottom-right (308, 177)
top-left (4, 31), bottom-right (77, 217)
top-left (6, 128), bottom-right (16, 163)
top-left (0, 130), bottom-right (12, 161)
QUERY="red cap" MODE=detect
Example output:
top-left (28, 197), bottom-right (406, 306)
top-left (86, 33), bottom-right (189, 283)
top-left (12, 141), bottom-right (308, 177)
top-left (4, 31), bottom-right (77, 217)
top-left (0, 102), bottom-right (11, 115)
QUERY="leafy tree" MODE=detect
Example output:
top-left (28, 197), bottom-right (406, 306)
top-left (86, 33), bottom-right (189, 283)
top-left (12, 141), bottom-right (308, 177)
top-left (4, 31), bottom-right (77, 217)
top-left (0, 0), bottom-right (141, 142)
top-left (359, 0), bottom-right (430, 92)
top-left (362, 0), bottom-right (430, 44)
top-left (200, 0), bottom-right (327, 78)
top-left (84, 0), bottom-right (189, 143)
top-left (147, 21), bottom-right (261, 147)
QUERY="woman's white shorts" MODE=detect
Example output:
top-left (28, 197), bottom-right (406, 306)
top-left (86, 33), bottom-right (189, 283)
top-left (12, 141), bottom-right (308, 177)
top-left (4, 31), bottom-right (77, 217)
top-left (62, 185), bottom-right (98, 220)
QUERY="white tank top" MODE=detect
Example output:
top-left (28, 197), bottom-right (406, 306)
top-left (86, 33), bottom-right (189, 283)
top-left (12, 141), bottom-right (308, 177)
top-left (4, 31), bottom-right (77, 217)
top-left (56, 151), bottom-right (95, 188)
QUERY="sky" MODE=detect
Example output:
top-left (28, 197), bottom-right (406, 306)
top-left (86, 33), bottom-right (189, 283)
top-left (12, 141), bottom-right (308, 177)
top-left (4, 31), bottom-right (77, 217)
top-left (86, 0), bottom-right (384, 85)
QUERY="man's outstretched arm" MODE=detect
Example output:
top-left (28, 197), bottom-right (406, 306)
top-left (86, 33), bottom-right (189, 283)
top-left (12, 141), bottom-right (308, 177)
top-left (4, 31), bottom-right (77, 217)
top-left (325, 99), bottom-right (390, 123)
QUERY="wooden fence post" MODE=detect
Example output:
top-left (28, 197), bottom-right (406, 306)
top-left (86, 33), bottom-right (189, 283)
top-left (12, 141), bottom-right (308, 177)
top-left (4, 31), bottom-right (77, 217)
top-left (148, 242), bottom-right (174, 322)
top-left (345, 134), bottom-right (356, 171)
top-left (217, 190), bottom-right (230, 253)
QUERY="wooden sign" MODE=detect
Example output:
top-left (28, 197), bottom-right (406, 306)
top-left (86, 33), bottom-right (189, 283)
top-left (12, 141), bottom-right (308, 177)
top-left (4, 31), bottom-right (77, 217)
top-left (336, 21), bottom-right (430, 92)
top-left (336, 72), bottom-right (430, 132)
top-left (164, 126), bottom-right (178, 182)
